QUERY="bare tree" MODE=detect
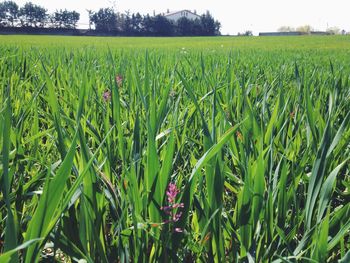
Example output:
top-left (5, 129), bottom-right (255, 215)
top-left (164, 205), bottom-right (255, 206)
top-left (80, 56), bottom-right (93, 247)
top-left (296, 25), bottom-right (313, 33)
top-left (326, 27), bottom-right (340, 35)
top-left (277, 26), bottom-right (295, 32)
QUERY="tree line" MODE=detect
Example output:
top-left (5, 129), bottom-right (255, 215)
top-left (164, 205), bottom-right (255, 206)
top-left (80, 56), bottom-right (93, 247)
top-left (0, 1), bottom-right (79, 28)
top-left (0, 1), bottom-right (221, 36)
top-left (89, 8), bottom-right (220, 36)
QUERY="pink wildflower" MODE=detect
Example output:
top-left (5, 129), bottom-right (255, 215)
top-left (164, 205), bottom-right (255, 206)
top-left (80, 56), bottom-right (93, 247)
top-left (166, 183), bottom-right (180, 203)
top-left (160, 205), bottom-right (172, 211)
top-left (116, 74), bottom-right (123, 87)
top-left (172, 203), bottom-right (184, 209)
top-left (173, 212), bottom-right (182, 222)
top-left (102, 90), bottom-right (111, 102)
top-left (161, 182), bottom-right (184, 232)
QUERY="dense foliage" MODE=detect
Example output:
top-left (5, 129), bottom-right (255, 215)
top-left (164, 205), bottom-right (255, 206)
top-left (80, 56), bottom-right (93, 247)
top-left (50, 9), bottom-right (80, 29)
top-left (0, 35), bottom-right (349, 262)
top-left (0, 1), bottom-right (79, 29)
top-left (89, 8), bottom-right (118, 32)
top-left (0, 1), bottom-right (221, 36)
top-left (89, 9), bottom-right (221, 36)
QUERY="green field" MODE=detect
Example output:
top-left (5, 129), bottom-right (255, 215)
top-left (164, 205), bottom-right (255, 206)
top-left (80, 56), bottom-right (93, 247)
top-left (0, 35), bottom-right (350, 262)
top-left (2, 34), bottom-right (350, 50)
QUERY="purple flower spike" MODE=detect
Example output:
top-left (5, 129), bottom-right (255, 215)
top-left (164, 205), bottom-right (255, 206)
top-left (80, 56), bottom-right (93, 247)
top-left (160, 205), bottom-right (172, 211)
top-left (166, 183), bottom-right (180, 204)
top-left (102, 90), bottom-right (111, 102)
top-left (161, 182), bottom-right (184, 232)
top-left (172, 203), bottom-right (184, 209)
top-left (173, 212), bottom-right (182, 222)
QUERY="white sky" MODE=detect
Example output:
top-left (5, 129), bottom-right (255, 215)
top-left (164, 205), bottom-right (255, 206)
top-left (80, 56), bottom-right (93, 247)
top-left (14, 0), bottom-right (349, 35)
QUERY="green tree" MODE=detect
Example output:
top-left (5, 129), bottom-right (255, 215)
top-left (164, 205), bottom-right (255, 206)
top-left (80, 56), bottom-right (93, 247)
top-left (191, 18), bottom-right (203, 35)
top-left (69, 11), bottom-right (79, 29)
top-left (131, 13), bottom-right (143, 35)
top-left (142, 14), bottom-right (174, 36)
top-left (0, 3), bottom-right (5, 26)
top-left (141, 14), bottom-right (152, 35)
top-left (0, 1), bottom-right (19, 27)
top-left (200, 11), bottom-right (221, 36)
top-left (120, 11), bottom-right (131, 34)
top-left (19, 2), bottom-right (47, 27)
top-left (89, 8), bottom-right (117, 32)
top-left (176, 17), bottom-right (193, 36)
top-left (152, 15), bottom-right (173, 36)
top-left (50, 9), bottom-right (63, 28)
top-left (52, 9), bottom-right (80, 29)
top-left (238, 30), bottom-right (253, 36)
top-left (121, 12), bottom-right (144, 36)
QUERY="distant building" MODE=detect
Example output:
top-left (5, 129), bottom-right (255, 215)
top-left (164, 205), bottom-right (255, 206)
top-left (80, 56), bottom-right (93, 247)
top-left (164, 10), bottom-right (200, 22)
top-left (259, 31), bottom-right (331, 36)
top-left (259, 32), bottom-right (305, 36)
top-left (310, 31), bottom-right (331, 35)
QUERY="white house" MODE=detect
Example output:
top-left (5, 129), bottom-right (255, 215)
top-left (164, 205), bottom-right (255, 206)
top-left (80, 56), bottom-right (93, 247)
top-left (164, 10), bottom-right (200, 22)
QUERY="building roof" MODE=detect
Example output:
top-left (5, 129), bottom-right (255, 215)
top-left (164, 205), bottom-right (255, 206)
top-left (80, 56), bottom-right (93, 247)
top-left (164, 10), bottom-right (200, 18)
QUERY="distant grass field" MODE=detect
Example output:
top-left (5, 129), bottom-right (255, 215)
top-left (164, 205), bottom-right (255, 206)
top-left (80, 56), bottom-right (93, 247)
top-left (1, 34), bottom-right (350, 50)
top-left (0, 35), bottom-right (349, 262)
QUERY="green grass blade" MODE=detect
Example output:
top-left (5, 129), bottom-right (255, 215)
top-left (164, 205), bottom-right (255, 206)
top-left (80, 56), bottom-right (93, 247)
top-left (0, 239), bottom-right (42, 263)
top-left (24, 131), bottom-right (78, 262)
top-left (1, 87), bottom-right (18, 261)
